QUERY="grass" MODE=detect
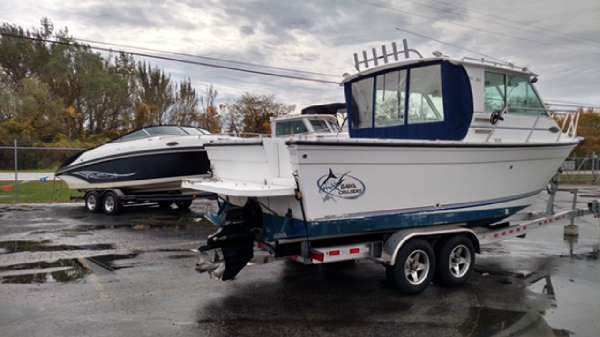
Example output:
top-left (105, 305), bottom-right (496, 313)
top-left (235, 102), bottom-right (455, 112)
top-left (0, 168), bottom-right (57, 173)
top-left (0, 180), bottom-right (82, 203)
top-left (558, 174), bottom-right (600, 185)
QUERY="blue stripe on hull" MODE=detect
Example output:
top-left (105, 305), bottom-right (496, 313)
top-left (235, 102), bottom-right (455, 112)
top-left (262, 205), bottom-right (527, 241)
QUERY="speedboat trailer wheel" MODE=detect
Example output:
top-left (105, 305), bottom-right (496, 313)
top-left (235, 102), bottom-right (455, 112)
top-left (84, 191), bottom-right (101, 213)
top-left (102, 190), bottom-right (121, 215)
top-left (195, 201), bottom-right (262, 280)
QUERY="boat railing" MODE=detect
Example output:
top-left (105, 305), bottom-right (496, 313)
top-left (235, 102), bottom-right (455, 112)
top-left (552, 110), bottom-right (580, 142)
top-left (474, 106), bottom-right (579, 143)
top-left (462, 56), bottom-right (534, 75)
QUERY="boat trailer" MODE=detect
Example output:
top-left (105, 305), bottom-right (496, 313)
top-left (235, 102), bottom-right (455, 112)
top-left (194, 181), bottom-right (600, 294)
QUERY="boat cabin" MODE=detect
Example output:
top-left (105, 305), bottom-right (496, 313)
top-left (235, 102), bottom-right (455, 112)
top-left (342, 57), bottom-right (552, 142)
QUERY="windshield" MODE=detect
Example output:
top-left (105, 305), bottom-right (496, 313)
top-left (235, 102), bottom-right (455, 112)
top-left (113, 126), bottom-right (209, 143)
top-left (182, 127), bottom-right (210, 135)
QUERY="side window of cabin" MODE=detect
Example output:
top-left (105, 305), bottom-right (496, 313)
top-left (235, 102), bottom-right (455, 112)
top-left (351, 77), bottom-right (374, 128)
top-left (275, 120), bottom-right (308, 136)
top-left (407, 65), bottom-right (444, 124)
top-left (309, 119), bottom-right (330, 133)
top-left (484, 72), bottom-right (506, 113)
top-left (506, 75), bottom-right (545, 115)
top-left (375, 70), bottom-right (406, 127)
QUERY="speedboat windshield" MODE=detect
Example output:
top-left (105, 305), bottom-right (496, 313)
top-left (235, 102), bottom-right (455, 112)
top-left (113, 126), bottom-right (211, 143)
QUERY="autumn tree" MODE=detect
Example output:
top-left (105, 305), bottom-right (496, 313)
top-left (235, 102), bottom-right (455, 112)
top-left (135, 62), bottom-right (174, 126)
top-left (229, 93), bottom-right (295, 135)
top-left (572, 109), bottom-right (600, 157)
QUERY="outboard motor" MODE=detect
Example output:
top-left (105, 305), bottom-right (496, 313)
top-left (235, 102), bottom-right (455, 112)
top-left (196, 200), bottom-right (262, 280)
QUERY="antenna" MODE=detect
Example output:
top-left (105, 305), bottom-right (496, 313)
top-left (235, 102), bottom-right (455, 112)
top-left (353, 39), bottom-right (423, 71)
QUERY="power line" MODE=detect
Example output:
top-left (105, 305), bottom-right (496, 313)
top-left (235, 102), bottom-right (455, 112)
top-left (394, 27), bottom-right (507, 63)
top-left (410, 0), bottom-right (600, 48)
top-left (73, 37), bottom-right (340, 78)
top-left (361, 0), bottom-right (600, 56)
top-left (0, 32), bottom-right (340, 85)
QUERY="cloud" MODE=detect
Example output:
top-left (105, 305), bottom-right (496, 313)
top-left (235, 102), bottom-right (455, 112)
top-left (1, 0), bottom-right (599, 108)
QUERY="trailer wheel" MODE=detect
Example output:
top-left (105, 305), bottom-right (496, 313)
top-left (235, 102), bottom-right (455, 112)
top-left (435, 235), bottom-right (475, 287)
top-left (84, 192), bottom-right (101, 213)
top-left (102, 191), bottom-right (121, 215)
top-left (386, 239), bottom-right (435, 294)
top-left (175, 200), bottom-right (192, 210)
top-left (158, 201), bottom-right (172, 209)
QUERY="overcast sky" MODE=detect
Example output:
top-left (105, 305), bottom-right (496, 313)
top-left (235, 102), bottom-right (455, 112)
top-left (2, 0), bottom-right (600, 110)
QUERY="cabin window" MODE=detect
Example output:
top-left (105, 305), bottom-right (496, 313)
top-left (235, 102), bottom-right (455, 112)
top-left (484, 71), bottom-right (506, 113)
top-left (350, 77), bottom-right (374, 128)
top-left (275, 120), bottom-right (308, 136)
top-left (484, 72), bottom-right (545, 115)
top-left (407, 65), bottom-right (444, 124)
top-left (309, 119), bottom-right (331, 133)
top-left (375, 70), bottom-right (406, 127)
top-left (506, 75), bottom-right (545, 115)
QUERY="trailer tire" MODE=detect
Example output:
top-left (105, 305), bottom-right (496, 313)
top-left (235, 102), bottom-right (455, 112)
top-left (158, 201), bottom-right (172, 209)
top-left (435, 235), bottom-right (475, 287)
top-left (175, 200), bottom-right (192, 210)
top-left (102, 191), bottom-right (121, 215)
top-left (84, 192), bottom-right (101, 213)
top-left (386, 239), bottom-right (435, 294)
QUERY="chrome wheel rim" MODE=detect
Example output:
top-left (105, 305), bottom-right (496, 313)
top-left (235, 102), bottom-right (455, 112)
top-left (86, 195), bottom-right (96, 211)
top-left (104, 196), bottom-right (115, 213)
top-left (449, 244), bottom-right (471, 278)
top-left (403, 249), bottom-right (430, 285)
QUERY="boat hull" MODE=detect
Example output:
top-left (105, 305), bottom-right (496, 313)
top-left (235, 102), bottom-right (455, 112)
top-left (56, 148), bottom-right (210, 193)
top-left (206, 140), bottom-right (577, 241)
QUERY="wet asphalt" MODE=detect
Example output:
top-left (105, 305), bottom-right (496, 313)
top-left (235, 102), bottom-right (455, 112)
top-left (0, 190), bottom-right (599, 337)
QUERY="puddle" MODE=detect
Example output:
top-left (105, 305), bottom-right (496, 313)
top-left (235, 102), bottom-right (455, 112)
top-left (0, 259), bottom-right (89, 284)
top-left (0, 252), bottom-right (139, 284)
top-left (167, 254), bottom-right (195, 260)
top-left (0, 240), bottom-right (114, 254)
top-left (75, 220), bottom-right (208, 232)
top-left (85, 253), bottom-right (139, 271)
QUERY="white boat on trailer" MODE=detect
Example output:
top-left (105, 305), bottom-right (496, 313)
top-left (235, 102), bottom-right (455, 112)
top-left (186, 40), bottom-right (584, 293)
top-left (56, 125), bottom-right (232, 214)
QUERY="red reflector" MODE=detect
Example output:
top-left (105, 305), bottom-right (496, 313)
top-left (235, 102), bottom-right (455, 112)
top-left (349, 248), bottom-right (360, 254)
top-left (328, 250), bottom-right (340, 256)
top-left (311, 251), bottom-right (324, 262)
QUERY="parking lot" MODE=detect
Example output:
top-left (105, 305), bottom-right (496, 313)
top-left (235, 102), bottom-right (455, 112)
top-left (0, 190), bottom-right (599, 337)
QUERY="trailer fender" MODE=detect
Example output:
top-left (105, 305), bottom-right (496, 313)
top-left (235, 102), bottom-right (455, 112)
top-left (382, 225), bottom-right (479, 266)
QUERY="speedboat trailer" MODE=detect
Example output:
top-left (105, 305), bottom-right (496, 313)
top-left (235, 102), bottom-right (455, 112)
top-left (186, 40), bottom-right (585, 293)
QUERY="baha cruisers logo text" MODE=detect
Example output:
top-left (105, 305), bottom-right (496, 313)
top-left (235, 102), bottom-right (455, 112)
top-left (317, 169), bottom-right (366, 201)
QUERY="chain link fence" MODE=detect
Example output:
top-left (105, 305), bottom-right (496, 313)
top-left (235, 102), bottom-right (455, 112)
top-left (0, 140), bottom-right (85, 203)
top-left (559, 154), bottom-right (598, 183)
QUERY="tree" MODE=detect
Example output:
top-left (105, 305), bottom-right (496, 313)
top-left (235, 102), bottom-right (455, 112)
top-left (572, 110), bottom-right (600, 157)
top-left (135, 62), bottom-right (174, 126)
top-left (229, 93), bottom-right (295, 135)
top-left (197, 85), bottom-right (221, 132)
top-left (167, 79), bottom-right (199, 125)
